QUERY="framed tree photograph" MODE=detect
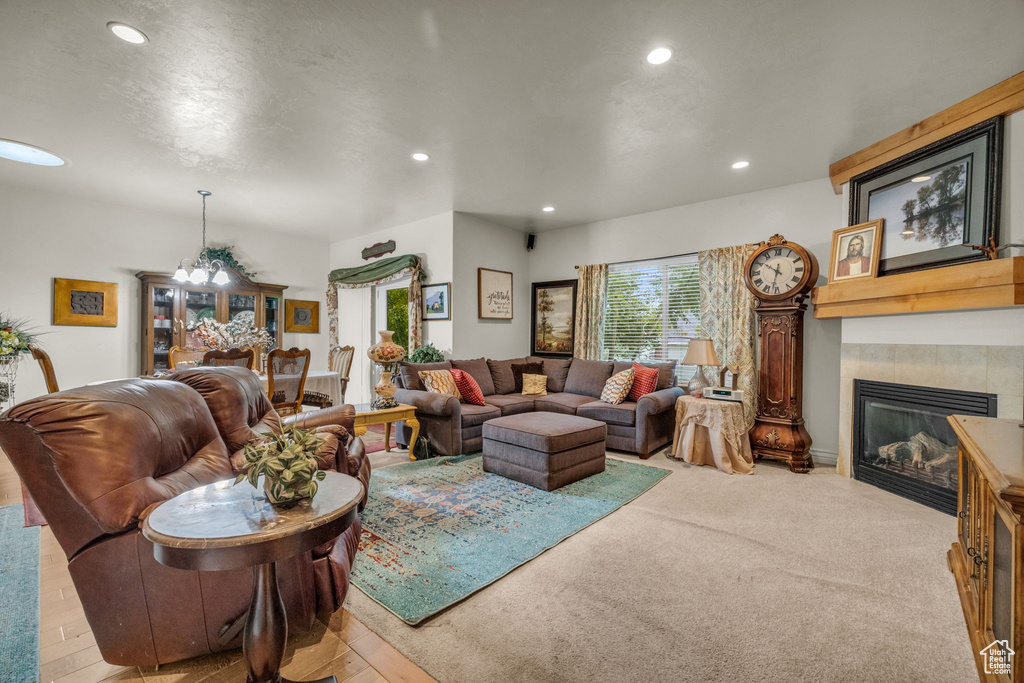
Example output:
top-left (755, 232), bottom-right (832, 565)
top-left (850, 116), bottom-right (1002, 276)
top-left (422, 282), bottom-right (451, 321)
top-left (828, 220), bottom-right (883, 284)
top-left (53, 278), bottom-right (118, 326)
top-left (284, 299), bottom-right (319, 333)
top-left (531, 280), bottom-right (577, 357)
top-left (478, 268), bottom-right (513, 319)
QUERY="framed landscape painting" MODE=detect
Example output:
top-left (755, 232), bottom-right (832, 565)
top-left (531, 280), bottom-right (577, 357)
top-left (850, 116), bottom-right (1002, 276)
top-left (422, 282), bottom-right (451, 321)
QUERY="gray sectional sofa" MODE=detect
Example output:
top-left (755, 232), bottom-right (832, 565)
top-left (393, 356), bottom-right (684, 458)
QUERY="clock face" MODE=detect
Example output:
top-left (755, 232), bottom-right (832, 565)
top-left (748, 245), bottom-right (807, 297)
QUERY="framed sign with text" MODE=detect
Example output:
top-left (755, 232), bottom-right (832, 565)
top-left (478, 268), bottom-right (513, 319)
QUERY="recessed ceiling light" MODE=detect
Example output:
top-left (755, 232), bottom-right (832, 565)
top-left (646, 47), bottom-right (673, 65)
top-left (107, 22), bottom-right (148, 44)
top-left (731, 160), bottom-right (750, 169)
top-left (0, 139), bottom-right (65, 166)
top-left (411, 152), bottom-right (430, 161)
top-left (542, 206), bottom-right (555, 212)
top-left (911, 175), bottom-right (932, 183)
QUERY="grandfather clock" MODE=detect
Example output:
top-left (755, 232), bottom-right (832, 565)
top-left (742, 234), bottom-right (819, 473)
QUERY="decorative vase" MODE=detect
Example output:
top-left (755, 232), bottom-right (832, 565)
top-left (263, 475), bottom-right (307, 508)
top-left (367, 331), bottom-right (405, 410)
top-left (0, 354), bottom-right (20, 411)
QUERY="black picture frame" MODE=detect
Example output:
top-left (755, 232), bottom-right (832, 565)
top-left (530, 280), bottom-right (577, 358)
top-left (849, 115), bottom-right (1002, 276)
top-left (422, 282), bottom-right (451, 321)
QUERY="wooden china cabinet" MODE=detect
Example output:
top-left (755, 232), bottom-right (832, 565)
top-left (136, 268), bottom-right (287, 375)
top-left (948, 414), bottom-right (1024, 682)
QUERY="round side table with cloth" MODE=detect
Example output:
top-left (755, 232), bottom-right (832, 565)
top-left (670, 395), bottom-right (754, 474)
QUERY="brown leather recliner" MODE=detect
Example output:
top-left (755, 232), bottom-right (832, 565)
top-left (0, 377), bottom-right (368, 667)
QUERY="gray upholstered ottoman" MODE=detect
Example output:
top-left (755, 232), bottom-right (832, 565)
top-left (482, 412), bottom-right (607, 491)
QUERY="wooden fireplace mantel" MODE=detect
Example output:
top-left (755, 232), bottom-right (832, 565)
top-left (811, 257), bottom-right (1024, 319)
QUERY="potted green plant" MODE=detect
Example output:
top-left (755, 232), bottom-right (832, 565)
top-left (408, 342), bottom-right (445, 363)
top-left (235, 420), bottom-right (327, 507)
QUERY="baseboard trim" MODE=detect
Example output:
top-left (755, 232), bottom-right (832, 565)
top-left (810, 449), bottom-right (838, 466)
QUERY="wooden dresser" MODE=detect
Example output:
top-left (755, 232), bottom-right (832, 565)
top-left (948, 414), bottom-right (1024, 681)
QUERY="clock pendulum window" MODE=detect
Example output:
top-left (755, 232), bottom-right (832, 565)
top-left (743, 234), bottom-right (820, 473)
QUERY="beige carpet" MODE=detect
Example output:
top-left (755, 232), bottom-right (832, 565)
top-left (350, 449), bottom-right (976, 682)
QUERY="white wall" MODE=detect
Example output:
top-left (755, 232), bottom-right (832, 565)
top-left (452, 212), bottom-right (531, 359)
top-left (1, 184), bottom-right (331, 402)
top-left (528, 178), bottom-right (845, 463)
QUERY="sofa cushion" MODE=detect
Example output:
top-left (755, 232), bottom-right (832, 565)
top-left (511, 361), bottom-right (544, 393)
top-left (451, 358), bottom-right (496, 396)
top-left (460, 403), bottom-right (502, 428)
top-left (398, 361), bottom-right (451, 391)
top-left (528, 357), bottom-right (573, 393)
top-left (487, 358), bottom-right (528, 394)
top-left (577, 400), bottom-right (637, 426)
top-left (533, 392), bottom-right (595, 415)
top-left (450, 368), bottom-right (485, 405)
top-left (483, 413), bottom-right (606, 453)
top-left (483, 394), bottom-right (538, 416)
top-left (612, 361), bottom-right (676, 390)
top-left (564, 359), bottom-right (613, 398)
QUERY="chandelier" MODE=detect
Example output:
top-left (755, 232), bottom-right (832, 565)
top-left (173, 190), bottom-right (230, 285)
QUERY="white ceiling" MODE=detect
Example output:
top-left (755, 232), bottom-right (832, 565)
top-left (1, 0), bottom-right (1022, 241)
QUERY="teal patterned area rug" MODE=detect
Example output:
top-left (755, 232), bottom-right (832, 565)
top-left (352, 455), bottom-right (669, 624)
top-left (0, 504), bottom-right (40, 683)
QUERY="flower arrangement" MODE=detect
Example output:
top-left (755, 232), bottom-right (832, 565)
top-left (177, 318), bottom-right (274, 350)
top-left (0, 316), bottom-right (39, 357)
top-left (234, 419), bottom-right (327, 507)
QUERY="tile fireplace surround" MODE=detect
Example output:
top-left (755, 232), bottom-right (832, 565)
top-left (838, 343), bottom-right (1024, 476)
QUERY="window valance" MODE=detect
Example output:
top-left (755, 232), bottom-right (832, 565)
top-left (328, 254), bottom-right (426, 288)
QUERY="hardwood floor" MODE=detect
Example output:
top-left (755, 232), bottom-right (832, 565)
top-left (0, 451), bottom-right (435, 683)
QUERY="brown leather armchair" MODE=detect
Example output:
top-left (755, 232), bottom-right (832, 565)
top-left (0, 377), bottom-right (367, 667)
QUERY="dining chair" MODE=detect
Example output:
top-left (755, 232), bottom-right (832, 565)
top-left (267, 347), bottom-right (311, 416)
top-left (329, 345), bottom-right (354, 403)
top-left (29, 345), bottom-right (60, 393)
top-left (203, 347), bottom-right (256, 370)
top-left (169, 346), bottom-right (207, 371)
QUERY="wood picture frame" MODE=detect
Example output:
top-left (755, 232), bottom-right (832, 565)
top-left (284, 299), bottom-right (319, 333)
top-left (531, 279), bottom-right (577, 357)
top-left (53, 278), bottom-right (118, 326)
top-left (478, 268), bottom-right (513, 319)
top-left (422, 282), bottom-right (451, 321)
top-left (828, 220), bottom-right (884, 284)
top-left (850, 115), bottom-right (1002, 276)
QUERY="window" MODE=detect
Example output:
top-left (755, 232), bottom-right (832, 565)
top-left (601, 254), bottom-right (701, 381)
top-left (374, 278), bottom-right (409, 351)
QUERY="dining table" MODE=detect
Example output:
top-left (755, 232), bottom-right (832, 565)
top-left (258, 369), bottom-right (344, 407)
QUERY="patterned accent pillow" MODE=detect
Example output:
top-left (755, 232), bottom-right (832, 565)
top-left (521, 374), bottom-right (548, 396)
top-left (418, 369), bottom-right (462, 400)
top-left (450, 368), bottom-right (485, 405)
top-left (628, 362), bottom-right (660, 401)
top-left (600, 368), bottom-right (635, 405)
top-left (511, 361), bottom-right (544, 393)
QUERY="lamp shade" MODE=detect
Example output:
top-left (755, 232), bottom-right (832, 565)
top-left (682, 338), bottom-right (720, 366)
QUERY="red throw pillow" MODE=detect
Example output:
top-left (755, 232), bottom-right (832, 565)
top-left (451, 368), bottom-right (486, 406)
top-left (628, 362), bottom-right (660, 401)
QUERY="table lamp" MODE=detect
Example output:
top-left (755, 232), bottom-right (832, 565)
top-left (682, 338), bottom-right (720, 396)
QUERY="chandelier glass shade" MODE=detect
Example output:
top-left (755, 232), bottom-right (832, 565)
top-left (173, 190), bottom-right (230, 285)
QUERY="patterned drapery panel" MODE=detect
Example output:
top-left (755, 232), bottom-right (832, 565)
top-left (326, 254), bottom-right (425, 357)
top-left (573, 264), bottom-right (608, 360)
top-left (698, 244), bottom-right (758, 427)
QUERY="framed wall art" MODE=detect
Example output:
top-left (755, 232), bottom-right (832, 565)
top-left (849, 115), bottom-right (1002, 276)
top-left (478, 268), bottom-right (513, 319)
top-left (827, 220), bottom-right (883, 284)
top-left (284, 299), bottom-right (319, 333)
top-left (53, 278), bottom-right (118, 326)
top-left (531, 279), bottom-right (577, 357)
top-left (422, 282), bottom-right (451, 321)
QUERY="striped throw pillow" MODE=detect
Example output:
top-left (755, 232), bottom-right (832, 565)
top-left (600, 368), bottom-right (634, 405)
top-left (450, 368), bottom-right (485, 405)
top-left (627, 362), bottom-right (660, 401)
top-left (418, 369), bottom-right (462, 400)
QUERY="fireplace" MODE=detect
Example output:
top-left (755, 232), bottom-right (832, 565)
top-left (853, 380), bottom-right (996, 515)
